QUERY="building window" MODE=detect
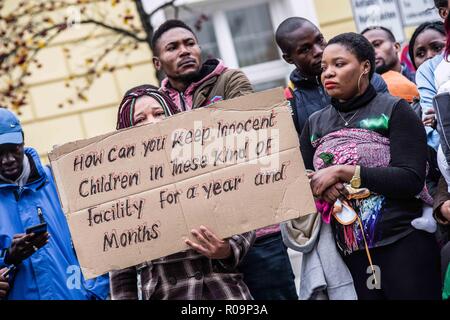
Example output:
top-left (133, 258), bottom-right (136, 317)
top-left (226, 3), bottom-right (280, 67)
top-left (185, 17), bottom-right (221, 61)
top-left (166, 0), bottom-right (292, 90)
top-left (253, 79), bottom-right (287, 92)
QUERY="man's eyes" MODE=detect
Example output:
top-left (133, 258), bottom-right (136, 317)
top-left (373, 41), bottom-right (382, 47)
top-left (299, 47), bottom-right (310, 54)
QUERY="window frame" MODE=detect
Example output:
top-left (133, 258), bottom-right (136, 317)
top-left (165, 0), bottom-right (294, 89)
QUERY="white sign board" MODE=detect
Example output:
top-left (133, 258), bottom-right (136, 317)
top-left (398, 0), bottom-right (441, 26)
top-left (351, 0), bottom-right (405, 42)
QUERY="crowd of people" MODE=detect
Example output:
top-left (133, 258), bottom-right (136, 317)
top-left (1, 0), bottom-right (450, 300)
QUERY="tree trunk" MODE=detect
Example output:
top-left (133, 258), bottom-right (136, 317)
top-left (134, 0), bottom-right (153, 47)
top-left (134, 0), bottom-right (165, 83)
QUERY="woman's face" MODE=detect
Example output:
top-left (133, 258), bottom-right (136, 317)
top-left (413, 29), bottom-right (446, 69)
top-left (133, 96), bottom-right (166, 126)
top-left (321, 43), bottom-right (368, 101)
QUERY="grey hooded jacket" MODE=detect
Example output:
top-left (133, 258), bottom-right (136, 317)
top-left (281, 213), bottom-right (357, 300)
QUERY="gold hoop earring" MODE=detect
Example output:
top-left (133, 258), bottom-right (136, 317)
top-left (357, 72), bottom-right (364, 95)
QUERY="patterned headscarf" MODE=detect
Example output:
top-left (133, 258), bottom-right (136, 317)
top-left (116, 84), bottom-right (179, 130)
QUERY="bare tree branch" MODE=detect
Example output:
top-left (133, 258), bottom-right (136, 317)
top-left (0, 0), bottom-right (196, 110)
top-left (80, 19), bottom-right (147, 42)
top-left (148, 0), bottom-right (177, 18)
top-left (0, 19), bottom-right (147, 66)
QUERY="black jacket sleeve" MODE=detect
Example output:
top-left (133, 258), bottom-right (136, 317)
top-left (299, 121), bottom-right (315, 171)
top-left (360, 99), bottom-right (427, 199)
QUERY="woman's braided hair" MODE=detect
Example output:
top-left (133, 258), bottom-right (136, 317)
top-left (116, 84), bottom-right (179, 130)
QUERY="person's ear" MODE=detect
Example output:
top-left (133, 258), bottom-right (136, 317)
top-left (282, 53), bottom-right (294, 65)
top-left (153, 56), bottom-right (161, 71)
top-left (394, 42), bottom-right (401, 53)
top-left (439, 8), bottom-right (448, 20)
top-left (361, 61), bottom-right (370, 76)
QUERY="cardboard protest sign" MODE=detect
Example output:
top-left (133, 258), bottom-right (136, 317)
top-left (48, 88), bottom-right (316, 279)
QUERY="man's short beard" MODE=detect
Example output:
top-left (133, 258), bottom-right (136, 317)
top-left (173, 69), bottom-right (201, 84)
top-left (376, 61), bottom-right (395, 75)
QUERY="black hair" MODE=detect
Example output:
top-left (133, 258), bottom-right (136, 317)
top-left (361, 26), bottom-right (396, 42)
top-left (275, 17), bottom-right (315, 53)
top-left (151, 19), bottom-right (196, 55)
top-left (434, 0), bottom-right (448, 8)
top-left (408, 21), bottom-right (445, 69)
top-left (327, 32), bottom-right (376, 80)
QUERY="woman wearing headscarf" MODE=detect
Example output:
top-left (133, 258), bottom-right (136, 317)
top-left (111, 84), bottom-right (255, 300)
top-left (300, 33), bottom-right (442, 299)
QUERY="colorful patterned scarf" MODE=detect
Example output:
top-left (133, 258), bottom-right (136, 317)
top-left (312, 128), bottom-right (431, 254)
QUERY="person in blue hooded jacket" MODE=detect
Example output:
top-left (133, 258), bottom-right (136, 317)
top-left (0, 108), bottom-right (109, 300)
top-left (275, 17), bottom-right (388, 135)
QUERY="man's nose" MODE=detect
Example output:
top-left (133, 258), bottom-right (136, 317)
top-left (179, 44), bottom-right (191, 56)
top-left (0, 153), bottom-right (15, 165)
top-left (313, 44), bottom-right (324, 58)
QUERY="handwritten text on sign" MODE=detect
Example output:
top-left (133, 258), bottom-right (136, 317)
top-left (49, 88), bottom-right (315, 279)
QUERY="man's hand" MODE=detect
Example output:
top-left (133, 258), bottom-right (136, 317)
top-left (423, 108), bottom-right (436, 128)
top-left (0, 268), bottom-right (10, 299)
top-left (440, 200), bottom-right (450, 222)
top-left (185, 226), bottom-right (232, 260)
top-left (5, 233), bottom-right (49, 265)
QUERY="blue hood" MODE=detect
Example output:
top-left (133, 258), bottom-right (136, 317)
top-left (0, 147), bottom-right (110, 300)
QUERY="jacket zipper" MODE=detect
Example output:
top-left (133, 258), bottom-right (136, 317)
top-left (14, 186), bottom-right (24, 201)
top-left (179, 92), bottom-right (187, 111)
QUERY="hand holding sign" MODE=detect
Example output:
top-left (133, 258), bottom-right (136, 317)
top-left (186, 226), bottom-right (232, 260)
